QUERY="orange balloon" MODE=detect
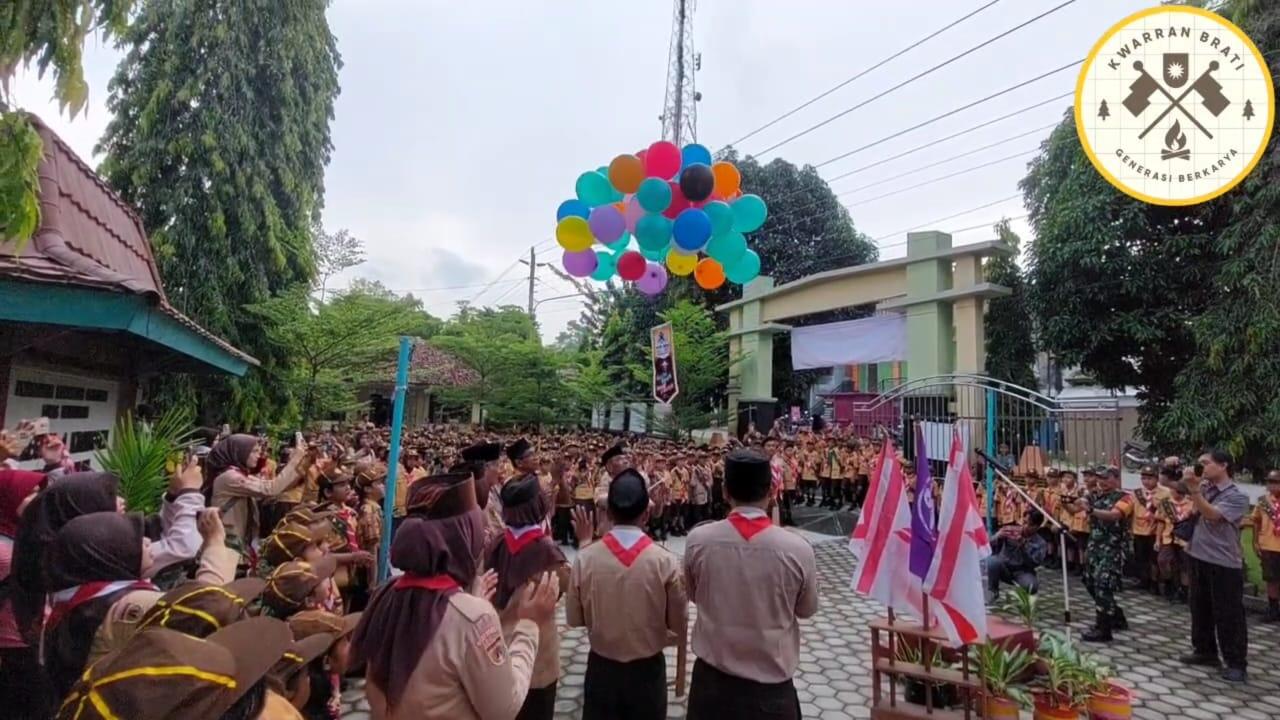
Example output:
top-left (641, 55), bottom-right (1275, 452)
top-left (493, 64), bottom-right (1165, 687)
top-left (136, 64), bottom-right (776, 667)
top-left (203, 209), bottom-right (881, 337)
top-left (608, 154), bottom-right (646, 194)
top-left (695, 257), bottom-right (726, 290)
top-left (712, 161), bottom-right (741, 197)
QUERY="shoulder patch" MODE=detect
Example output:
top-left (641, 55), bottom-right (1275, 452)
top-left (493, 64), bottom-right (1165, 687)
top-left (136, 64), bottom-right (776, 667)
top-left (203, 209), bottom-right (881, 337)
top-left (473, 612), bottom-right (506, 666)
top-left (448, 591), bottom-right (491, 622)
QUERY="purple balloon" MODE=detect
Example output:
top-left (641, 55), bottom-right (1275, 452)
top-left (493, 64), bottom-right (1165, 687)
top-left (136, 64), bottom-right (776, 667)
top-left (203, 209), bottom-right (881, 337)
top-left (588, 204), bottom-right (626, 243)
top-left (635, 261), bottom-right (669, 296)
top-left (563, 249), bottom-right (599, 278)
top-left (623, 195), bottom-right (645, 233)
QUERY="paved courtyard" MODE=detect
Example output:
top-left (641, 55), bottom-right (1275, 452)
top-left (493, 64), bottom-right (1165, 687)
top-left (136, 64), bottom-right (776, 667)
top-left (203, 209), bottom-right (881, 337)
top-left (342, 535), bottom-right (1280, 719)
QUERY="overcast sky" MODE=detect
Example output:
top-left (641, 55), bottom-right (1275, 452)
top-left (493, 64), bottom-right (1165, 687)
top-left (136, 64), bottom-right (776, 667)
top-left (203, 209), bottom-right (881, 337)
top-left (12, 0), bottom-right (1153, 342)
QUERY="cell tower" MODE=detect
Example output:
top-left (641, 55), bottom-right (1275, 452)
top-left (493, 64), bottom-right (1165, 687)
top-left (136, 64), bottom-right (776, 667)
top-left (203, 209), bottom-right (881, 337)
top-left (660, 0), bottom-right (701, 146)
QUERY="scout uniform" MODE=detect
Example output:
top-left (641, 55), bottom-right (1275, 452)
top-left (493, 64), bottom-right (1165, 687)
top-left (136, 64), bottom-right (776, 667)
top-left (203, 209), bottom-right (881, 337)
top-left (684, 452), bottom-right (819, 720)
top-left (1130, 468), bottom-right (1169, 591)
top-left (567, 469), bottom-right (687, 720)
top-left (1251, 486), bottom-right (1280, 621)
top-left (820, 443), bottom-right (842, 508)
top-left (1080, 470), bottom-right (1133, 642)
top-left (800, 447), bottom-right (819, 506)
top-left (1155, 489), bottom-right (1194, 602)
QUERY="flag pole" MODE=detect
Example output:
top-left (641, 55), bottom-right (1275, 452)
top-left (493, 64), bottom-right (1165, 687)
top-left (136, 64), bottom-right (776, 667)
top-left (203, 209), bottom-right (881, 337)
top-left (379, 336), bottom-right (413, 584)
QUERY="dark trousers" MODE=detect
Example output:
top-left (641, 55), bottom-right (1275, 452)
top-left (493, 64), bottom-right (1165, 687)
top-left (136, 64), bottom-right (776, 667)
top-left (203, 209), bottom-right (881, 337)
top-left (688, 658), bottom-right (800, 720)
top-left (987, 556), bottom-right (1039, 595)
top-left (515, 682), bottom-right (557, 720)
top-left (583, 651), bottom-right (666, 720)
top-left (0, 646), bottom-right (53, 720)
top-left (553, 506), bottom-right (573, 544)
top-left (852, 476), bottom-right (869, 509)
top-left (818, 478), bottom-right (833, 505)
top-left (780, 489), bottom-right (794, 525)
top-left (1132, 535), bottom-right (1156, 580)
top-left (1188, 557), bottom-right (1248, 669)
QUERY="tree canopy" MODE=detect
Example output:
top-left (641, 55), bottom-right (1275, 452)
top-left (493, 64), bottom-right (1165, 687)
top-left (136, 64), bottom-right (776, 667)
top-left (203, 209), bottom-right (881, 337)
top-left (984, 219), bottom-right (1037, 390)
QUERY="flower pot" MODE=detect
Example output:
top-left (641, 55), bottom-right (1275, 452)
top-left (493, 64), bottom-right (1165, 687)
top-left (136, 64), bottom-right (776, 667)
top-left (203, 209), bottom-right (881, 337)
top-left (984, 695), bottom-right (1022, 720)
top-left (1087, 682), bottom-right (1132, 719)
top-left (1033, 697), bottom-right (1082, 719)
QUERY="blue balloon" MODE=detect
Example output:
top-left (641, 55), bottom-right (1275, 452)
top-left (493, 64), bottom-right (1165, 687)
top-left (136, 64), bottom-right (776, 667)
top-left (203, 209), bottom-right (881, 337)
top-left (636, 213), bottom-right (673, 251)
top-left (672, 208), bottom-right (712, 252)
top-left (725, 249), bottom-right (762, 284)
top-left (636, 177), bottom-right (672, 213)
top-left (557, 199), bottom-right (591, 222)
top-left (681, 143), bottom-right (713, 168)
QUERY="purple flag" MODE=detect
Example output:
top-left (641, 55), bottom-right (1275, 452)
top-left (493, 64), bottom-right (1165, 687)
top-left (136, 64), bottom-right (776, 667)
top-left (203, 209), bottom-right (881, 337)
top-left (909, 422), bottom-right (938, 580)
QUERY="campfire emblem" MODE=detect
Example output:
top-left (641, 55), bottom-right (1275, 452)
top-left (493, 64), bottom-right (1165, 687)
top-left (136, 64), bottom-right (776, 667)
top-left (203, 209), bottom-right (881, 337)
top-left (1161, 121), bottom-right (1190, 161)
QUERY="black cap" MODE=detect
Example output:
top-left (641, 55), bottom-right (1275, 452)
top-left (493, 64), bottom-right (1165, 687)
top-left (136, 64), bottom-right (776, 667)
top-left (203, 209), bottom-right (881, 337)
top-left (600, 442), bottom-right (627, 467)
top-left (506, 438), bottom-right (532, 463)
top-left (725, 448), bottom-right (772, 502)
top-left (461, 442), bottom-right (501, 463)
top-left (1139, 464), bottom-right (1158, 476)
top-left (607, 469), bottom-right (649, 522)
top-left (499, 473), bottom-right (541, 507)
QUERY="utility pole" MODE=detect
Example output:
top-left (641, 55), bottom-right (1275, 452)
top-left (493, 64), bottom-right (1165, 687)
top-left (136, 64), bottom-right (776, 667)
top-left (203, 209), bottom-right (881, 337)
top-left (527, 247), bottom-right (536, 315)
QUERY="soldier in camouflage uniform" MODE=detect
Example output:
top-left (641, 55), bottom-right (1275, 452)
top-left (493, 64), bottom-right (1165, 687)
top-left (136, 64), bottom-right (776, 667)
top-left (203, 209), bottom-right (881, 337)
top-left (1076, 466), bottom-right (1134, 642)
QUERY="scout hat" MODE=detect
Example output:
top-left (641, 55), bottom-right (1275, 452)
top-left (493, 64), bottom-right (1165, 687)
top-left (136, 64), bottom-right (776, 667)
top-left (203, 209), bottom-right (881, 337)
top-left (288, 609), bottom-right (361, 640)
top-left (461, 441), bottom-right (501, 463)
top-left (405, 471), bottom-right (479, 519)
top-left (600, 442), bottom-right (627, 467)
top-left (54, 616), bottom-right (293, 720)
top-left (261, 522), bottom-right (324, 566)
top-left (506, 437), bottom-right (533, 463)
top-left (269, 632), bottom-right (336, 690)
top-left (282, 505), bottom-right (335, 528)
top-left (262, 556), bottom-right (339, 615)
top-left (136, 578), bottom-right (267, 638)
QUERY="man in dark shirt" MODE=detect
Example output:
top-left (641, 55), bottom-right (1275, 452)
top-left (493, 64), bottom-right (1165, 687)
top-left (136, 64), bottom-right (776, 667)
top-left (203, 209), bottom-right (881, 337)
top-left (986, 509), bottom-right (1050, 603)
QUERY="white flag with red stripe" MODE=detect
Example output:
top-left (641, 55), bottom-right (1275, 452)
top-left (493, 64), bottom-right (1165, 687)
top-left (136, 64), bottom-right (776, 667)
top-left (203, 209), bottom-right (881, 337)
top-left (849, 439), bottom-right (926, 618)
top-left (922, 428), bottom-right (992, 645)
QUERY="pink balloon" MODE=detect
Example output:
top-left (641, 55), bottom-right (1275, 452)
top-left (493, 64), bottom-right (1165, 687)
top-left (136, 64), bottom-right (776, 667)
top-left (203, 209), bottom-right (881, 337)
top-left (635, 262), bottom-right (669, 296)
top-left (562, 249), bottom-right (599, 278)
top-left (645, 141), bottom-right (681, 179)
top-left (624, 195), bottom-right (645, 233)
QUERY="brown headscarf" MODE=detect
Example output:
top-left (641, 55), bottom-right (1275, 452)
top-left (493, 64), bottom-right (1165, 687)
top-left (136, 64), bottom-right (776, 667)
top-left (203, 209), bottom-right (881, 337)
top-left (203, 434), bottom-right (259, 494)
top-left (485, 475), bottom-right (564, 610)
top-left (350, 510), bottom-right (485, 710)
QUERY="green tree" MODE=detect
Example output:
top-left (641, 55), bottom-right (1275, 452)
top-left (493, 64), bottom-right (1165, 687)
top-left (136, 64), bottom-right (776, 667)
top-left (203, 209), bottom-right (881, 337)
top-left (1, 0), bottom-right (133, 247)
top-left (96, 0), bottom-right (341, 425)
top-left (984, 219), bottom-right (1037, 390)
top-left (628, 300), bottom-right (732, 438)
top-left (313, 222), bottom-right (365, 302)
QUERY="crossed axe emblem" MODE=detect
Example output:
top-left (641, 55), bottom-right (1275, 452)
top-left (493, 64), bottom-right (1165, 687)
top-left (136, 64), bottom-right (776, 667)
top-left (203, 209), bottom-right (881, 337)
top-left (1123, 57), bottom-right (1230, 140)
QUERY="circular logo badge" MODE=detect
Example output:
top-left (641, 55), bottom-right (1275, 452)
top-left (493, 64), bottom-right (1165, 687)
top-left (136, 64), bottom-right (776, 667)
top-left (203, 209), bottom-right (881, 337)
top-left (1075, 6), bottom-right (1274, 206)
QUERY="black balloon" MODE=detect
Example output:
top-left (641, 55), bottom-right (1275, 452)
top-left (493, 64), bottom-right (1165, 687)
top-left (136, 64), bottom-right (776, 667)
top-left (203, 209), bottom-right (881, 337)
top-left (679, 163), bottom-right (715, 202)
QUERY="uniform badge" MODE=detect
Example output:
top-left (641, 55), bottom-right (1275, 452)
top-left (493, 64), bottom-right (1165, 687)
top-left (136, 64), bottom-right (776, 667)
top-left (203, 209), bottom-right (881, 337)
top-left (474, 614), bottom-right (506, 666)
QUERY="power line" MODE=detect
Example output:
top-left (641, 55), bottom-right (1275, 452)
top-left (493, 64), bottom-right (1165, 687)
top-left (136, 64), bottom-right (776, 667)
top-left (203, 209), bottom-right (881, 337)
top-left (753, 0), bottom-right (1079, 157)
top-left (868, 193), bottom-right (1022, 242)
top-left (729, 0), bottom-right (1003, 147)
top-left (843, 148), bottom-right (1037, 207)
top-left (467, 258), bottom-right (524, 304)
top-left (815, 59), bottom-right (1081, 169)
top-left (381, 278), bottom-right (526, 293)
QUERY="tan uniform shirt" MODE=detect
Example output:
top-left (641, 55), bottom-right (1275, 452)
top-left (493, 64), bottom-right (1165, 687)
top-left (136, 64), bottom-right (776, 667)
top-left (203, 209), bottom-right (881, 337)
top-left (683, 508), bottom-right (819, 683)
top-left (366, 592), bottom-right (539, 720)
top-left (497, 562), bottom-right (570, 690)
top-left (88, 544), bottom-right (238, 665)
top-left (211, 461), bottom-right (303, 546)
top-left (566, 527), bottom-right (688, 662)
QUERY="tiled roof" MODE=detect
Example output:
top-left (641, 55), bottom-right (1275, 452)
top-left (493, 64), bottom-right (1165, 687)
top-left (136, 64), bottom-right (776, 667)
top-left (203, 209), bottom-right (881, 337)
top-left (370, 342), bottom-right (479, 388)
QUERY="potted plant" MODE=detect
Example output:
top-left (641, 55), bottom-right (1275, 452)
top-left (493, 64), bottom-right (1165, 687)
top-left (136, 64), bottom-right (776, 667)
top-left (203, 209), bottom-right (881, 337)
top-left (1034, 652), bottom-right (1089, 719)
top-left (1003, 585), bottom-right (1039, 631)
top-left (896, 641), bottom-right (959, 708)
top-left (970, 642), bottom-right (1034, 720)
top-left (1079, 656), bottom-right (1132, 719)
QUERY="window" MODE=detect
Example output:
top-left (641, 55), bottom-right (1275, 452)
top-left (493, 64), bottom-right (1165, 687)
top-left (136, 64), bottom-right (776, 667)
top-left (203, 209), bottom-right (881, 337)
top-left (55, 385), bottom-right (86, 400)
top-left (60, 405), bottom-right (90, 420)
top-left (40, 405), bottom-right (61, 419)
top-left (85, 388), bottom-right (109, 402)
top-left (15, 381), bottom-right (55, 398)
top-left (69, 430), bottom-right (108, 454)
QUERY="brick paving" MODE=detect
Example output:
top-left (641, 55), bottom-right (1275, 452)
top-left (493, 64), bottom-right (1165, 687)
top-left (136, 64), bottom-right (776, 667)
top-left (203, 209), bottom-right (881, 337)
top-left (343, 533), bottom-right (1280, 719)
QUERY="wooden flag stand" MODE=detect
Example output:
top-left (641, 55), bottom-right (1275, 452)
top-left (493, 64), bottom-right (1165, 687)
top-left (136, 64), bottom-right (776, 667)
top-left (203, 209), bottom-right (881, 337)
top-left (869, 597), bottom-right (983, 720)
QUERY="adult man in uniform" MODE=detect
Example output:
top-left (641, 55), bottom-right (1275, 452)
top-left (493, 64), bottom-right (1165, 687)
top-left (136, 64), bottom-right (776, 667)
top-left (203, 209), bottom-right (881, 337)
top-left (684, 448), bottom-right (819, 720)
top-left (1072, 466), bottom-right (1133, 642)
top-left (567, 469), bottom-right (687, 720)
top-left (594, 442), bottom-right (630, 536)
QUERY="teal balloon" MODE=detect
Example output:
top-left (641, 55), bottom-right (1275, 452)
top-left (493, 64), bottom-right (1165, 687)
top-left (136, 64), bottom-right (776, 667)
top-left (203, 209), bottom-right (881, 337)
top-left (590, 250), bottom-right (617, 281)
top-left (706, 230), bottom-right (747, 266)
top-left (703, 201), bottom-right (733, 236)
top-left (731, 194), bottom-right (768, 232)
top-left (607, 231), bottom-right (631, 253)
top-left (576, 171), bottom-right (614, 207)
top-left (725, 249), bottom-right (761, 285)
top-left (636, 177), bottom-right (672, 213)
top-left (635, 212), bottom-right (673, 251)
top-left (640, 245), bottom-right (667, 261)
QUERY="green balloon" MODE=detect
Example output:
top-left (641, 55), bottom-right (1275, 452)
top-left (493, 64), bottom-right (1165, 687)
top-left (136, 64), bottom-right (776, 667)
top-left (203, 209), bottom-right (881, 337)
top-left (705, 230), bottom-right (747, 266)
top-left (731, 194), bottom-right (768, 232)
top-left (576, 171), bottom-right (614, 207)
top-left (704, 201), bottom-right (733, 236)
top-left (636, 177), bottom-right (672, 213)
top-left (590, 250), bottom-right (617, 281)
top-left (726, 249), bottom-right (761, 284)
top-left (635, 212), bottom-right (673, 251)
top-left (607, 231), bottom-right (631, 253)
top-left (640, 245), bottom-right (667, 261)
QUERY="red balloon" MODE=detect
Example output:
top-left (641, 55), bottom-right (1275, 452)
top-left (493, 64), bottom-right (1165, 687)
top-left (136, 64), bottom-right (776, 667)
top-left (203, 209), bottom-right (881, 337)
top-left (617, 250), bottom-right (647, 281)
top-left (645, 141), bottom-right (681, 179)
top-left (662, 181), bottom-right (690, 219)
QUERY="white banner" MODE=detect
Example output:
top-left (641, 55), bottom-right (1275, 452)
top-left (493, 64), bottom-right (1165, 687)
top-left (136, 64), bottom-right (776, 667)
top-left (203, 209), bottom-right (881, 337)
top-left (921, 421), bottom-right (971, 464)
top-left (790, 314), bottom-right (907, 370)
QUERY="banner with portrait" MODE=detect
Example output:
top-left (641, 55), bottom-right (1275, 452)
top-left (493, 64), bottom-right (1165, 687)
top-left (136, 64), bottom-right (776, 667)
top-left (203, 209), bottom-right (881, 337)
top-left (650, 322), bottom-right (679, 404)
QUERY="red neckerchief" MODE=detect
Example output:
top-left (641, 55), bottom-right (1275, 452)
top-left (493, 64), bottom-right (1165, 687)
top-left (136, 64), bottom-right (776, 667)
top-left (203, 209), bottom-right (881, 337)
top-left (47, 580), bottom-right (156, 628)
top-left (504, 528), bottom-right (546, 554)
top-left (728, 511), bottom-right (772, 541)
top-left (394, 574), bottom-right (460, 591)
top-left (601, 533), bottom-right (653, 567)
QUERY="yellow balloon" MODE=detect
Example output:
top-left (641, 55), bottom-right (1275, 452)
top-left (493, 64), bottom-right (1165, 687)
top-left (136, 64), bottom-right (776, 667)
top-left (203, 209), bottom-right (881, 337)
top-left (666, 249), bottom-right (697, 276)
top-left (556, 216), bottom-right (594, 252)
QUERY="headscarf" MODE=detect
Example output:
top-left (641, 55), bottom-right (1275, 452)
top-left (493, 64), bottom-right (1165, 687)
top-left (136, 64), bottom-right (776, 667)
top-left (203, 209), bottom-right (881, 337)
top-left (10, 472), bottom-right (120, 637)
top-left (486, 476), bottom-right (563, 610)
top-left (203, 434), bottom-right (259, 493)
top-left (0, 469), bottom-right (45, 538)
top-left (350, 510), bottom-right (484, 710)
top-left (44, 511), bottom-right (150, 698)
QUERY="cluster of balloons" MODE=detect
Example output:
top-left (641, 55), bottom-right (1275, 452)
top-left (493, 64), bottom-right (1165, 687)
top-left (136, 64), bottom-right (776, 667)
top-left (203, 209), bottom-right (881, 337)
top-left (555, 140), bottom-right (768, 296)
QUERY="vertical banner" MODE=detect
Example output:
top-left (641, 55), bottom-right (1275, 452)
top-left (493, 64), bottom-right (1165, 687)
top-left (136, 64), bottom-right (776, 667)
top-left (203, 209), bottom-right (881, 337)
top-left (650, 322), bottom-right (679, 404)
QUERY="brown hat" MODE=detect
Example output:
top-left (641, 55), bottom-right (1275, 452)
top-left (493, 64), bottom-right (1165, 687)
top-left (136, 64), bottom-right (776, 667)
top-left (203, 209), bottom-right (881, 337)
top-left (288, 609), bottom-right (361, 640)
top-left (136, 578), bottom-right (266, 638)
top-left (261, 523), bottom-right (323, 566)
top-left (281, 505), bottom-right (335, 528)
top-left (269, 632), bottom-right (336, 688)
top-left (353, 460), bottom-right (388, 486)
top-left (54, 616), bottom-right (293, 720)
top-left (262, 556), bottom-right (338, 615)
top-left (405, 471), bottom-right (477, 519)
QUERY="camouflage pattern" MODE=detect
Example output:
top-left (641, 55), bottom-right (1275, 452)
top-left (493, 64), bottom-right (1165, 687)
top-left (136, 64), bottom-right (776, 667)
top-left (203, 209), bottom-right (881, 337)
top-left (1082, 488), bottom-right (1132, 620)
